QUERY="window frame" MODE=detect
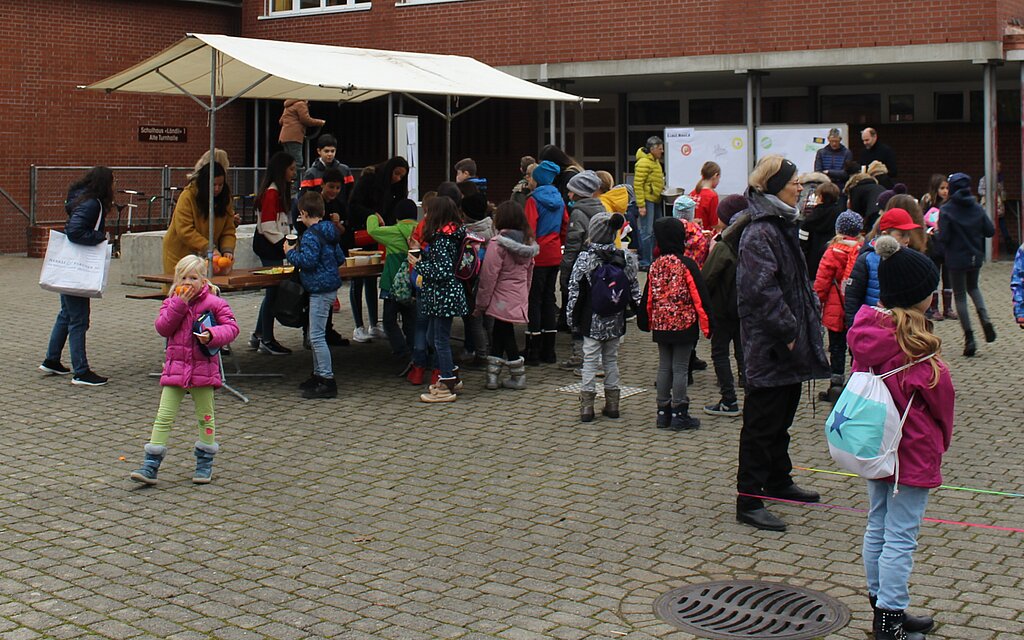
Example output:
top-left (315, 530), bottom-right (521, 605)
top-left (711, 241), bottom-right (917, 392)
top-left (262, 0), bottom-right (370, 19)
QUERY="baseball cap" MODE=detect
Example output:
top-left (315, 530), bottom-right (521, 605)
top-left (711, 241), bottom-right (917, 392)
top-left (878, 208), bottom-right (920, 232)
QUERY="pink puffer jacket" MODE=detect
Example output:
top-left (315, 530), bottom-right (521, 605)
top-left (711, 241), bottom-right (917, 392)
top-left (156, 286), bottom-right (239, 389)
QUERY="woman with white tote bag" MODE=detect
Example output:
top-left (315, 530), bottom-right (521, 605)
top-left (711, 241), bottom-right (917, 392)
top-left (39, 166), bottom-right (113, 386)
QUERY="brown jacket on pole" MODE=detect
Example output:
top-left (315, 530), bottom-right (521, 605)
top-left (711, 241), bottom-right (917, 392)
top-left (278, 99), bottom-right (324, 144)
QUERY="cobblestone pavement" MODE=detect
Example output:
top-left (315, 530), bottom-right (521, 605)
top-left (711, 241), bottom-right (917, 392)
top-left (2, 254), bottom-right (1022, 640)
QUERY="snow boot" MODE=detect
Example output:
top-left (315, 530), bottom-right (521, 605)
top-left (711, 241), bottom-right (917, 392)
top-left (129, 444), bottom-right (166, 485)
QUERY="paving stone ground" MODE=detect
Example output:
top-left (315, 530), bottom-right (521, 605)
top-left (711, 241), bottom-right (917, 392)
top-left (1, 254), bottom-right (1022, 639)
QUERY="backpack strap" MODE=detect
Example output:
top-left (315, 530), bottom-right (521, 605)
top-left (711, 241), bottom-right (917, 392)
top-left (879, 352), bottom-right (936, 379)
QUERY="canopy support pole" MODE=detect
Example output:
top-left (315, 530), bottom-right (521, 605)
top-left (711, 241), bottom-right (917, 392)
top-left (445, 96), bottom-right (452, 181)
top-left (560, 101), bottom-right (566, 149)
top-left (208, 48), bottom-right (217, 278)
top-left (549, 100), bottom-right (555, 145)
top-left (387, 93), bottom-right (394, 157)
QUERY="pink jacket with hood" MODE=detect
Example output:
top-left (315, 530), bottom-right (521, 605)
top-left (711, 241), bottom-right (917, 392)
top-left (847, 305), bottom-right (955, 488)
top-left (475, 230), bottom-right (539, 324)
top-left (156, 286), bottom-right (240, 389)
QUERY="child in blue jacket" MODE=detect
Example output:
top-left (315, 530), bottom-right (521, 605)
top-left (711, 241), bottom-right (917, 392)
top-left (284, 192), bottom-right (346, 399)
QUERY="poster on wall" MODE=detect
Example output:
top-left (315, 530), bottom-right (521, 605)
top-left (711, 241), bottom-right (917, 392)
top-left (755, 124), bottom-right (850, 176)
top-left (664, 127), bottom-right (749, 198)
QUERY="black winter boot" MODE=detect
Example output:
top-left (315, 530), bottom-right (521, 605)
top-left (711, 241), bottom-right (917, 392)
top-left (540, 331), bottom-right (558, 364)
top-left (982, 321), bottom-right (996, 343)
top-left (579, 391), bottom-right (596, 422)
top-left (302, 376), bottom-right (337, 399)
top-left (524, 333), bottom-right (541, 366)
top-left (870, 595), bottom-right (934, 635)
top-left (669, 403), bottom-right (700, 431)
top-left (963, 331), bottom-right (977, 357)
top-left (656, 402), bottom-right (672, 429)
top-left (873, 607), bottom-right (926, 640)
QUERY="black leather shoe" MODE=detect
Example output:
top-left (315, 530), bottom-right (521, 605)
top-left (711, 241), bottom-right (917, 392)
top-left (766, 484), bottom-right (820, 503)
top-left (870, 594), bottom-right (934, 635)
top-left (736, 507), bottom-right (787, 532)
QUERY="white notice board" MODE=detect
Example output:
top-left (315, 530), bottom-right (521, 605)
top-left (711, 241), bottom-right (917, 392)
top-left (755, 124), bottom-right (849, 177)
top-left (393, 114), bottom-right (419, 201)
top-left (664, 127), bottom-right (749, 198)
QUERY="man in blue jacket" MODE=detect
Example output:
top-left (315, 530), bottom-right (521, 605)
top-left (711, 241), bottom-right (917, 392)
top-left (813, 128), bottom-right (853, 188)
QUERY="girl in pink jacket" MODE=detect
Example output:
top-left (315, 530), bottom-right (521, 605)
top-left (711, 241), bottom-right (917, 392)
top-left (475, 201), bottom-right (539, 390)
top-left (130, 256), bottom-right (239, 486)
top-left (846, 236), bottom-right (954, 640)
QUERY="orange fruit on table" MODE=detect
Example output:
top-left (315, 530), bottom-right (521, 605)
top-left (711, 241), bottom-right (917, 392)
top-left (216, 256), bottom-right (232, 268)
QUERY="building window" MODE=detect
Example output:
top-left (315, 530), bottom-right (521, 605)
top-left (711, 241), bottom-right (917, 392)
top-left (761, 96), bottom-right (809, 124)
top-left (888, 95), bottom-right (914, 122)
top-left (688, 98), bottom-right (743, 125)
top-left (934, 92), bottom-right (964, 121)
top-left (820, 94), bottom-right (880, 125)
top-left (268, 0), bottom-right (370, 15)
top-left (969, 90), bottom-right (1021, 125)
top-left (628, 100), bottom-right (680, 126)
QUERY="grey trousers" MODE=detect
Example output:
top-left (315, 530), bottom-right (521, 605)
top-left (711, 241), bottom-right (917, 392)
top-left (582, 336), bottom-right (621, 392)
top-left (656, 339), bottom-right (696, 405)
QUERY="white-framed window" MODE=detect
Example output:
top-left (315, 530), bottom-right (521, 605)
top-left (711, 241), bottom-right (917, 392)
top-left (264, 0), bottom-right (370, 17)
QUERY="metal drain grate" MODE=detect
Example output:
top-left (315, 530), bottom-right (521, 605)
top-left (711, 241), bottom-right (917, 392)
top-left (654, 580), bottom-right (849, 639)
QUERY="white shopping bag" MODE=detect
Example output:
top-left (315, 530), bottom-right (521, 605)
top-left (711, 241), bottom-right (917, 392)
top-left (39, 229), bottom-right (112, 298)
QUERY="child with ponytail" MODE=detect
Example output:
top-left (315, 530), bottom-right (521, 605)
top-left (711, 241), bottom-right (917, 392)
top-left (846, 235), bottom-right (954, 640)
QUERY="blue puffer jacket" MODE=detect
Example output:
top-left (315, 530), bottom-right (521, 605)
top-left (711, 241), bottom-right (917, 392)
top-left (843, 240), bottom-right (881, 330)
top-left (285, 220), bottom-right (345, 294)
top-left (64, 187), bottom-right (107, 246)
top-left (938, 188), bottom-right (994, 271)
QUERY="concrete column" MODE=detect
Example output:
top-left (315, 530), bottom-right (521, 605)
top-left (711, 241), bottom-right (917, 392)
top-left (982, 60), bottom-right (1000, 261)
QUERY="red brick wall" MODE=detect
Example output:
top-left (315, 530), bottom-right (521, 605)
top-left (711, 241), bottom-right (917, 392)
top-left (242, 0), bottom-right (1008, 66)
top-left (0, 0), bottom-right (243, 253)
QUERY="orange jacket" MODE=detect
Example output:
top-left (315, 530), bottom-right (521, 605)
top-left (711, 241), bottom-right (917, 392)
top-left (278, 99), bottom-right (325, 144)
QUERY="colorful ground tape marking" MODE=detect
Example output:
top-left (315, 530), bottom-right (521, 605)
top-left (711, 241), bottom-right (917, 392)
top-left (794, 465), bottom-right (1024, 498)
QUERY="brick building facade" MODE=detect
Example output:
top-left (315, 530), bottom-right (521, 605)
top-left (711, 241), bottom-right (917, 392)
top-left (4, 0), bottom-right (1024, 252)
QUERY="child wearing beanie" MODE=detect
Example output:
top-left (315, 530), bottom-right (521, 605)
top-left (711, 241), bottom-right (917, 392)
top-left (847, 234), bottom-right (954, 640)
top-left (669, 194), bottom-right (710, 268)
top-left (524, 160), bottom-right (569, 365)
top-left (813, 210), bottom-right (864, 402)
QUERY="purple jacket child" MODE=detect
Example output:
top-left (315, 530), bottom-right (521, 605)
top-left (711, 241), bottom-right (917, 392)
top-left (847, 305), bottom-right (955, 488)
top-left (475, 230), bottom-right (539, 324)
top-left (156, 286), bottom-right (239, 389)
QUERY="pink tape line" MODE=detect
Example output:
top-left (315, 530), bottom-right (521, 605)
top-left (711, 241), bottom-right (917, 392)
top-left (737, 493), bottom-right (1024, 534)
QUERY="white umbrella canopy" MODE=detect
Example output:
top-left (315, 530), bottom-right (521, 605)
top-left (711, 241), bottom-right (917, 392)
top-left (85, 33), bottom-right (590, 104)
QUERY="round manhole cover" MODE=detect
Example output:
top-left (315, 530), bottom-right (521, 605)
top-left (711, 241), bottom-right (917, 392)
top-left (654, 580), bottom-right (850, 639)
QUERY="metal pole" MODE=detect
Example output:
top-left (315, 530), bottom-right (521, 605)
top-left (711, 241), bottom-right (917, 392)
top-left (549, 100), bottom-right (556, 146)
top-left (29, 164), bottom-right (36, 224)
top-left (983, 62), bottom-right (996, 262)
top-left (445, 96), bottom-right (452, 182)
top-left (253, 98), bottom-right (260, 191)
top-left (560, 100), bottom-right (566, 149)
top-left (745, 72), bottom-right (755, 174)
top-left (208, 48), bottom-right (217, 276)
top-left (387, 93), bottom-right (394, 157)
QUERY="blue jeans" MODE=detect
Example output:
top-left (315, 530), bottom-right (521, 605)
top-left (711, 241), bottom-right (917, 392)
top-left (308, 290), bottom-right (336, 379)
top-left (46, 294), bottom-right (91, 375)
top-left (638, 201), bottom-right (657, 266)
top-left (255, 257), bottom-right (282, 341)
top-left (863, 481), bottom-right (930, 611)
top-left (431, 315), bottom-right (455, 378)
top-left (411, 297), bottom-right (434, 368)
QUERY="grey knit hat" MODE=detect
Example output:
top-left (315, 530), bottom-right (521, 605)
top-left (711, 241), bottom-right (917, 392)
top-left (835, 210), bottom-right (864, 237)
top-left (588, 212), bottom-right (625, 245)
top-left (568, 170), bottom-right (601, 198)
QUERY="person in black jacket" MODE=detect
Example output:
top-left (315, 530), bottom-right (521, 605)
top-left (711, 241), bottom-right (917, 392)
top-left (800, 182), bottom-right (843, 277)
top-left (735, 156), bottom-right (829, 532)
top-left (937, 172), bottom-right (996, 356)
top-left (701, 195), bottom-right (749, 417)
top-left (40, 167), bottom-right (113, 386)
top-left (859, 128), bottom-right (898, 179)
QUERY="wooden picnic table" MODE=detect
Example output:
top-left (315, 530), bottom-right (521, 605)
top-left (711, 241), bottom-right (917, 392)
top-left (139, 264), bottom-right (384, 292)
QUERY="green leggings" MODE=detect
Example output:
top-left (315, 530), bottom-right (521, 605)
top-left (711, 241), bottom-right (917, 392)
top-left (149, 386), bottom-right (216, 447)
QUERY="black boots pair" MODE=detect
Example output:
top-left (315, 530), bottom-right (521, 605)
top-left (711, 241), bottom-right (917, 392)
top-left (656, 402), bottom-right (699, 431)
top-left (964, 321), bottom-right (996, 357)
top-left (299, 374), bottom-right (337, 399)
top-left (871, 595), bottom-right (934, 639)
top-left (525, 332), bottom-right (558, 366)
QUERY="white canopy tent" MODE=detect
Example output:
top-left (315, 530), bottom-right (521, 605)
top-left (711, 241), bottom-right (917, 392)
top-left (83, 33), bottom-right (593, 267)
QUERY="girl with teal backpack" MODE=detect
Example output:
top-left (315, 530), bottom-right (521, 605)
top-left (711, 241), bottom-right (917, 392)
top-left (843, 235), bottom-right (954, 640)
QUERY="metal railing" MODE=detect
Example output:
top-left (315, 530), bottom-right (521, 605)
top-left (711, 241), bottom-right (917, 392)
top-left (0, 185), bottom-right (29, 221)
top-left (29, 165), bottom-right (265, 227)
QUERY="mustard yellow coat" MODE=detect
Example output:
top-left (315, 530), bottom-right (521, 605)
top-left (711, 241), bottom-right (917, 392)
top-left (162, 182), bottom-right (236, 276)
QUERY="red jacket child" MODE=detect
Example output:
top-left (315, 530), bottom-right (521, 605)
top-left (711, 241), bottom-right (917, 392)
top-left (814, 236), bottom-right (861, 333)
